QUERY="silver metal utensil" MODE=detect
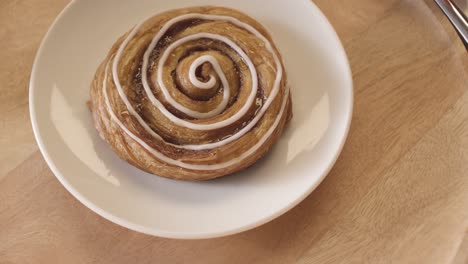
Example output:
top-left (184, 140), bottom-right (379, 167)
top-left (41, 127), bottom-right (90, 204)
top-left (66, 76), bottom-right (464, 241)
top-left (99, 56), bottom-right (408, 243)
top-left (434, 0), bottom-right (468, 49)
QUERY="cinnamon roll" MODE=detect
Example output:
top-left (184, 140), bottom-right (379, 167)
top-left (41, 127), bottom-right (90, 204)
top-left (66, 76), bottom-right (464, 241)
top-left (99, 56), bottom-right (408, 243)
top-left (89, 6), bottom-right (292, 180)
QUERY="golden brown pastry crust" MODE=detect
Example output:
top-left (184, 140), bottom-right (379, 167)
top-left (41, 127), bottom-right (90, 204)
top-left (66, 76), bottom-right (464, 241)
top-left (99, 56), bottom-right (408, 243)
top-left (89, 6), bottom-right (292, 180)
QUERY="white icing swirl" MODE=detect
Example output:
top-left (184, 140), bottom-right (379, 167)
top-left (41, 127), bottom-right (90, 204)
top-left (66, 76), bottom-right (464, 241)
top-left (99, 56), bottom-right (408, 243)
top-left (104, 12), bottom-right (288, 169)
top-left (156, 34), bottom-right (244, 120)
top-left (188, 55), bottom-right (219, 89)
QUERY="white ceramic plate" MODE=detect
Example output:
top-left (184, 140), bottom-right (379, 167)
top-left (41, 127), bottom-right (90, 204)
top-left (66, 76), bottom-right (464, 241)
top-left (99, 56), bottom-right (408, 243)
top-left (30, 0), bottom-right (352, 239)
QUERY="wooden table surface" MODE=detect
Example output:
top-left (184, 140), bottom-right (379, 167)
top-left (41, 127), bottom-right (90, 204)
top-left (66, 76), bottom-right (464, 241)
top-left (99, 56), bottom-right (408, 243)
top-left (1, 0), bottom-right (467, 263)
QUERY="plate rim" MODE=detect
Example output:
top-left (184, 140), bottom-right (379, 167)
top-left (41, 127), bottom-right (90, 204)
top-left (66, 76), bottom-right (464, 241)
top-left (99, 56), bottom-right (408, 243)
top-left (29, 0), bottom-right (353, 239)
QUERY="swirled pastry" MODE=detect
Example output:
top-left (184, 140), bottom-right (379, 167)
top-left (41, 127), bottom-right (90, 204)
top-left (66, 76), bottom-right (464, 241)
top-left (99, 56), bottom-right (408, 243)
top-left (89, 6), bottom-right (292, 180)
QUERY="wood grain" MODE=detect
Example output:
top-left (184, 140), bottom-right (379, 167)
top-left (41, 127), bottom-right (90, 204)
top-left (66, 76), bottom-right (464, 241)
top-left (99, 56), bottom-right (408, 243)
top-left (0, 0), bottom-right (69, 178)
top-left (0, 0), bottom-right (467, 263)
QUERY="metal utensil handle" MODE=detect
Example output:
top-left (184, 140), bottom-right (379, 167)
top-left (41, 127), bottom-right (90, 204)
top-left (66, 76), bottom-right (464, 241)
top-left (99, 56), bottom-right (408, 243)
top-left (434, 0), bottom-right (468, 49)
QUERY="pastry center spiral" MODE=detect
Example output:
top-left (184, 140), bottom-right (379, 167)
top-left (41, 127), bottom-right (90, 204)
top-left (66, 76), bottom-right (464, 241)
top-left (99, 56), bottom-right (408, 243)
top-left (175, 54), bottom-right (230, 115)
top-left (150, 32), bottom-right (258, 122)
